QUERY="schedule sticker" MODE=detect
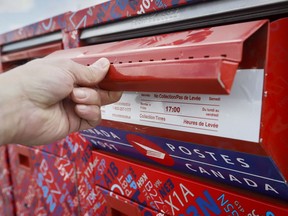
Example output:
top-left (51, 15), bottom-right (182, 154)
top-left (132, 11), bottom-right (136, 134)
top-left (101, 69), bottom-right (264, 142)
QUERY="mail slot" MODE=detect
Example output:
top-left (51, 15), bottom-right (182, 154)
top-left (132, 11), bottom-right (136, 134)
top-left (1, 42), bottom-right (62, 72)
top-left (0, 13), bottom-right (66, 73)
top-left (2, 42), bottom-right (62, 70)
top-left (79, 18), bottom-right (288, 201)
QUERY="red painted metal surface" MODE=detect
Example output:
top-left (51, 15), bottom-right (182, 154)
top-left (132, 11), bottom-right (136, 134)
top-left (261, 18), bottom-right (288, 181)
top-left (49, 20), bottom-right (268, 94)
top-left (93, 151), bottom-right (288, 216)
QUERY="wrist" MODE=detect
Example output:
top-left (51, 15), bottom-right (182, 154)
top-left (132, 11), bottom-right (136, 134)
top-left (0, 71), bottom-right (23, 145)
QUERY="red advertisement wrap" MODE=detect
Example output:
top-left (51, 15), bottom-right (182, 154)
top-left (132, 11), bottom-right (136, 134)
top-left (261, 18), bottom-right (288, 181)
top-left (93, 151), bottom-right (288, 216)
top-left (35, 133), bottom-right (166, 215)
top-left (0, 14), bottom-right (66, 45)
top-left (0, 146), bottom-right (14, 216)
top-left (36, 133), bottom-right (98, 215)
top-left (66, 0), bottom-right (204, 31)
top-left (8, 145), bottom-right (79, 216)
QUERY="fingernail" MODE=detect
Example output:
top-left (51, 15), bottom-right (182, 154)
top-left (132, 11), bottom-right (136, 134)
top-left (94, 58), bottom-right (110, 69)
top-left (112, 91), bottom-right (123, 100)
top-left (74, 89), bottom-right (86, 99)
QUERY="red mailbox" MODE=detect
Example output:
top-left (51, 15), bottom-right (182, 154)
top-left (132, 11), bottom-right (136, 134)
top-left (59, 18), bottom-right (288, 201)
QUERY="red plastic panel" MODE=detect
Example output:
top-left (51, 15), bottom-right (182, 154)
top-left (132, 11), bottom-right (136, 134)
top-left (49, 20), bottom-right (267, 94)
top-left (8, 145), bottom-right (79, 216)
top-left (0, 146), bottom-right (14, 216)
top-left (93, 151), bottom-right (288, 216)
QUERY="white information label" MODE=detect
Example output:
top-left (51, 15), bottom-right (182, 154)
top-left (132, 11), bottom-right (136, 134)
top-left (101, 69), bottom-right (264, 142)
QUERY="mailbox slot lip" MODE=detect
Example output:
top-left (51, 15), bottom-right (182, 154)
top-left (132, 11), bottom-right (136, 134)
top-left (2, 42), bottom-right (63, 63)
top-left (2, 31), bottom-right (63, 53)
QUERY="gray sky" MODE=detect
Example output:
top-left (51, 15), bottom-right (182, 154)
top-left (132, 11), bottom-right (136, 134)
top-left (0, 0), bottom-right (110, 34)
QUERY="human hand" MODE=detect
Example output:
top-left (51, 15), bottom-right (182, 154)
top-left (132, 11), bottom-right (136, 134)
top-left (0, 57), bottom-right (122, 145)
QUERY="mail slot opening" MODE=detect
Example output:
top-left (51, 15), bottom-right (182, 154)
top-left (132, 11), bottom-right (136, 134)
top-left (111, 208), bottom-right (128, 216)
top-left (19, 153), bottom-right (30, 168)
top-left (2, 59), bottom-right (30, 72)
top-left (106, 194), bottom-right (139, 216)
top-left (1, 41), bottom-right (63, 72)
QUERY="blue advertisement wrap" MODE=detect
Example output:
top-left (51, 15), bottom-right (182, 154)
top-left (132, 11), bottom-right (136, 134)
top-left (81, 126), bottom-right (288, 201)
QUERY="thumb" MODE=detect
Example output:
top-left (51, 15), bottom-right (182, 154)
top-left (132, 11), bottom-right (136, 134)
top-left (69, 57), bottom-right (110, 86)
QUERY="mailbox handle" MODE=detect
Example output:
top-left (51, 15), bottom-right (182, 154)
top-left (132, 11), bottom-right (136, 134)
top-left (18, 152), bottom-right (31, 170)
top-left (72, 57), bottom-right (239, 94)
top-left (106, 195), bottom-right (141, 216)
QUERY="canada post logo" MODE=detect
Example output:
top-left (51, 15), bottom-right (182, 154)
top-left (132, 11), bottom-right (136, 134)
top-left (126, 134), bottom-right (175, 166)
